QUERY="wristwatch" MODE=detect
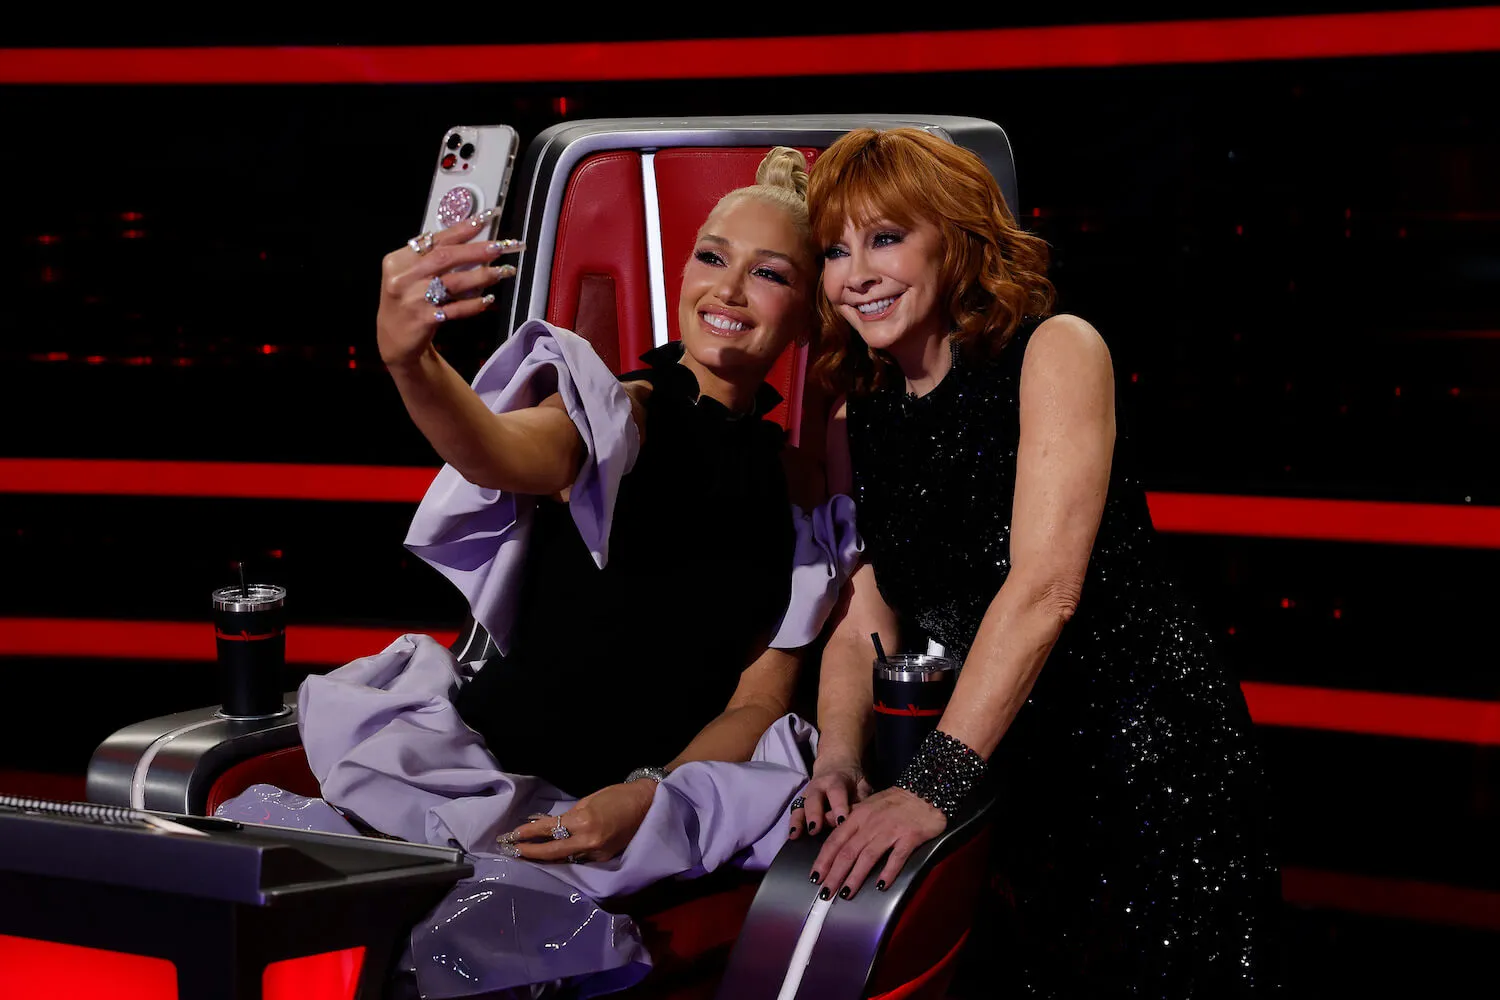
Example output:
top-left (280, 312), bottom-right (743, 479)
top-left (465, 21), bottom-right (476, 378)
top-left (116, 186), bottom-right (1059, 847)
top-left (625, 766), bottom-right (668, 785)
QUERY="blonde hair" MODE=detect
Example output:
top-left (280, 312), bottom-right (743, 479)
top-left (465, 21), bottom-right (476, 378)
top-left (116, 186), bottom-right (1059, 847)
top-left (708, 146), bottom-right (814, 264)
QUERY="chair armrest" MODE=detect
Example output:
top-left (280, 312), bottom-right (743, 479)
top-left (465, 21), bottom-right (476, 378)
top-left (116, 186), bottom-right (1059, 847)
top-left (86, 697), bottom-right (303, 815)
top-left (714, 792), bottom-right (995, 1000)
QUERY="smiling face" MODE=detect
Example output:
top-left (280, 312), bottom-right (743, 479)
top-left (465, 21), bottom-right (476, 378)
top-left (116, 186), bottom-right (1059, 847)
top-left (820, 215), bottom-right (948, 355)
top-left (677, 195), bottom-right (814, 387)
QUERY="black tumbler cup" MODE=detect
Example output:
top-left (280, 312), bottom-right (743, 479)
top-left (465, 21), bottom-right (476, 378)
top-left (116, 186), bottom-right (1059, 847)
top-left (212, 584), bottom-right (288, 719)
top-left (870, 653), bottom-right (961, 789)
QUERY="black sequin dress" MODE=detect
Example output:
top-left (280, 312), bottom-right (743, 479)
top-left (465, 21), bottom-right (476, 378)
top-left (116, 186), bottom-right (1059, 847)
top-left (845, 322), bottom-right (1282, 997)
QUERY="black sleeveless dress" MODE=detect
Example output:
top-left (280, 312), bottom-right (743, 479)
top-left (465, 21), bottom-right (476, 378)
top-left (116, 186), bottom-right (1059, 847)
top-left (454, 343), bottom-right (794, 798)
top-left (846, 322), bottom-right (1282, 997)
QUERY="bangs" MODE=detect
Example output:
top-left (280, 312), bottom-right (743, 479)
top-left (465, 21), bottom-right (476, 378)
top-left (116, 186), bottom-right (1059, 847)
top-left (810, 135), bottom-right (927, 248)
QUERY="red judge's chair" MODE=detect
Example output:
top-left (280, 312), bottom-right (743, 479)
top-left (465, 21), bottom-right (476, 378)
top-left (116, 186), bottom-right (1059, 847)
top-left (87, 116), bottom-right (1016, 1000)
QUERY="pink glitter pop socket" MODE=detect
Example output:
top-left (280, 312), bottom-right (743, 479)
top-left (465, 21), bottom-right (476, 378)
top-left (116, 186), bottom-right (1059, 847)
top-left (437, 186), bottom-right (477, 229)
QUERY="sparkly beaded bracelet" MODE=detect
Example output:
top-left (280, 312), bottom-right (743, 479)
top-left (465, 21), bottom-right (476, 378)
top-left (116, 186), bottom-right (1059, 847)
top-left (894, 730), bottom-right (988, 820)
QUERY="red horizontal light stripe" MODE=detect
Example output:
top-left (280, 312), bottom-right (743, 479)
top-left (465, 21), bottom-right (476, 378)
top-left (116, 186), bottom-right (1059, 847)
top-left (0, 618), bottom-right (456, 666)
top-left (1242, 681), bottom-right (1500, 746)
top-left (2, 10), bottom-right (1498, 85)
top-left (6, 459), bottom-right (1499, 550)
top-left (0, 458), bottom-right (435, 503)
top-left (1145, 492), bottom-right (1500, 549)
top-left (1281, 866), bottom-right (1500, 932)
top-left (4, 618), bottom-right (1498, 745)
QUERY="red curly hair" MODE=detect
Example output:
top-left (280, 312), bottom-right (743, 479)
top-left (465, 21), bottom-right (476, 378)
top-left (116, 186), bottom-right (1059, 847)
top-left (807, 128), bottom-right (1055, 396)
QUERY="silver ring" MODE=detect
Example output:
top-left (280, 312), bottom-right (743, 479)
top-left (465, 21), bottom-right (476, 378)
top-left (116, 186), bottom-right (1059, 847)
top-left (568, 853), bottom-right (588, 864)
top-left (790, 796), bottom-right (806, 812)
top-left (407, 232), bottom-right (435, 255)
top-left (424, 276), bottom-right (451, 306)
top-left (551, 816), bottom-right (571, 841)
top-left (433, 309), bottom-right (447, 324)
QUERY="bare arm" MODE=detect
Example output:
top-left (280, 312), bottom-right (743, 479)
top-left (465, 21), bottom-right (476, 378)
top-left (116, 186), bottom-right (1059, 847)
top-left (808, 314), bottom-right (1116, 897)
top-left (506, 644), bottom-right (801, 862)
top-left (937, 314), bottom-right (1115, 756)
top-left (665, 646), bottom-right (802, 771)
top-left (815, 397), bottom-right (899, 770)
top-left (377, 227), bottom-right (646, 495)
top-left (386, 349), bottom-right (589, 494)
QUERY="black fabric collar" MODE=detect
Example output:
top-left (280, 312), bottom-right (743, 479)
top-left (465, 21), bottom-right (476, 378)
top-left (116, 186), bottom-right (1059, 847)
top-left (636, 342), bottom-right (784, 420)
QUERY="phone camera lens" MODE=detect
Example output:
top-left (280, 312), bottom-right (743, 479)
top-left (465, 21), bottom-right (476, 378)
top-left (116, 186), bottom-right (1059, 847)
top-left (446, 133), bottom-right (463, 150)
top-left (459, 143), bottom-right (476, 160)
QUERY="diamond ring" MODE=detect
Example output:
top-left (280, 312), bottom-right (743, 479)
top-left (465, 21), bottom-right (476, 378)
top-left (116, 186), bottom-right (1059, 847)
top-left (407, 232), bottom-right (435, 255)
top-left (425, 276), bottom-right (451, 306)
top-left (790, 796), bottom-right (806, 812)
top-left (551, 816), bottom-right (572, 841)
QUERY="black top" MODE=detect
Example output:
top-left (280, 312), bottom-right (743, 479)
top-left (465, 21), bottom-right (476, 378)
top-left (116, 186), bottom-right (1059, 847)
top-left (845, 321), bottom-right (1282, 995)
top-left (455, 344), bottom-right (794, 798)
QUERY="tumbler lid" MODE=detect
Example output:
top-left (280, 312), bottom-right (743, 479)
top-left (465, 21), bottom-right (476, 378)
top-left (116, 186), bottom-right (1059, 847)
top-left (212, 584), bottom-right (286, 612)
top-left (873, 653), bottom-right (961, 682)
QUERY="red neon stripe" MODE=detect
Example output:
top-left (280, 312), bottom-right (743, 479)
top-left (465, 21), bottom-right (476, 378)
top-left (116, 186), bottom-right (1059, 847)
top-left (1280, 866), bottom-right (1500, 932)
top-left (1145, 492), bottom-right (1500, 549)
top-left (0, 618), bottom-right (457, 666)
top-left (4, 618), bottom-right (1498, 744)
top-left (1241, 681), bottom-right (1500, 746)
top-left (6, 459), bottom-right (1499, 549)
top-left (0, 458), bottom-right (435, 503)
top-left (1, 10), bottom-right (1497, 85)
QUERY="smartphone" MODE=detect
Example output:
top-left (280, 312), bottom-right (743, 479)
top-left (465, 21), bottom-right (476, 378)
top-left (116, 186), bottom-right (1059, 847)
top-left (418, 125), bottom-right (520, 241)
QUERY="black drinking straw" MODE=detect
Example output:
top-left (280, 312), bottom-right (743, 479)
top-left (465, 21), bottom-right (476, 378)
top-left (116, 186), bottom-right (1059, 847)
top-left (238, 561), bottom-right (249, 598)
top-left (871, 632), bottom-right (889, 665)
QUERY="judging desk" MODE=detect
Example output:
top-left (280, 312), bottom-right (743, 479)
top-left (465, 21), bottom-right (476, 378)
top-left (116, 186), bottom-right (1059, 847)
top-left (0, 803), bottom-right (472, 999)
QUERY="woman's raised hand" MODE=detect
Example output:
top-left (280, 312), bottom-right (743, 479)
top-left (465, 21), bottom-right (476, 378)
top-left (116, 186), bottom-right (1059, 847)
top-left (377, 211), bottom-right (525, 367)
top-left (788, 753), bottom-right (871, 841)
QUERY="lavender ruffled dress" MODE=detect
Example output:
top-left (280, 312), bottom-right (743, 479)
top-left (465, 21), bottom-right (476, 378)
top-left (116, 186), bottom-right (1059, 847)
top-left (217, 321), bottom-right (861, 998)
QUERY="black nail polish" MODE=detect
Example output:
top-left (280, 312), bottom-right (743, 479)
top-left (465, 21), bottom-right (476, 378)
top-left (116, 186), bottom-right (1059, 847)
top-left (809, 871), bottom-right (820, 884)
top-left (837, 815), bottom-right (846, 824)
top-left (789, 827), bottom-right (797, 837)
top-left (806, 822), bottom-right (817, 834)
top-left (839, 886), bottom-right (851, 899)
top-left (876, 879), bottom-right (887, 891)
top-left (819, 887), bottom-right (831, 900)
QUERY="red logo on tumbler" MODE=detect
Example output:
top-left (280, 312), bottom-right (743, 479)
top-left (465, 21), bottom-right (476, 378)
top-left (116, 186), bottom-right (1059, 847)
top-left (215, 628), bottom-right (285, 642)
top-left (873, 701), bottom-right (943, 717)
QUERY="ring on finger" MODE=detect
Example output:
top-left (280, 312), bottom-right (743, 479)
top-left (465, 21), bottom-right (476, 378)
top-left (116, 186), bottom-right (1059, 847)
top-left (433, 309), bottom-right (447, 323)
top-left (568, 853), bottom-right (588, 864)
top-left (407, 232), bottom-right (435, 255)
top-left (551, 815), bottom-right (572, 841)
top-left (790, 796), bottom-right (806, 812)
top-left (424, 275), bottom-right (451, 306)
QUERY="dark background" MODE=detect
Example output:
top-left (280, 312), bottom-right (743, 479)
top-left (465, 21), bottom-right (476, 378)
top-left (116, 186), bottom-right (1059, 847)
top-left (2, 7), bottom-right (1496, 996)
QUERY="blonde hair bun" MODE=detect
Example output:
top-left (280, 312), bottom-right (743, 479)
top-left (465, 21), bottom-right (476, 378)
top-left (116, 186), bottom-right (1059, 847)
top-left (755, 146), bottom-right (809, 199)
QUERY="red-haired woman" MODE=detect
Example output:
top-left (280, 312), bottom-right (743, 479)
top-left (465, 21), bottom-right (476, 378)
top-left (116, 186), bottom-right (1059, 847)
top-left (793, 129), bottom-right (1281, 996)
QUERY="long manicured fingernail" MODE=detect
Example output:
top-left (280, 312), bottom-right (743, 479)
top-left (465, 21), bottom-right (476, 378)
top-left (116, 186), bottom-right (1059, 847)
top-left (806, 822), bottom-right (817, 834)
top-left (468, 207), bottom-right (500, 228)
top-left (809, 871), bottom-right (820, 884)
top-left (491, 264), bottom-right (517, 280)
top-left (839, 886), bottom-right (851, 899)
top-left (837, 815), bottom-right (846, 825)
top-left (481, 293), bottom-right (496, 308)
top-left (497, 843), bottom-right (521, 858)
top-left (487, 239), bottom-right (525, 254)
top-left (497, 831), bottom-right (517, 844)
top-left (876, 879), bottom-right (887, 891)
top-left (819, 887), bottom-right (831, 900)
